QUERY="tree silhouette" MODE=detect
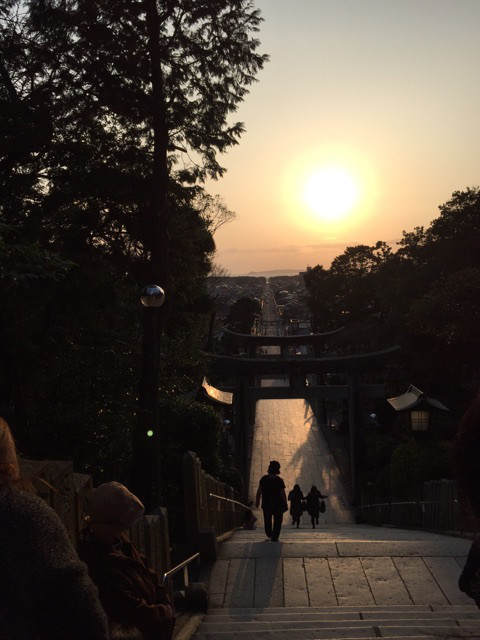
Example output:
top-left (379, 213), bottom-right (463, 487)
top-left (0, 0), bottom-right (267, 505)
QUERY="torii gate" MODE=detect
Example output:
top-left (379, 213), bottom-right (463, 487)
top-left (206, 328), bottom-right (400, 505)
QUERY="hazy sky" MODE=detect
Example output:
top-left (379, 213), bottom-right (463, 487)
top-left (207, 0), bottom-right (480, 275)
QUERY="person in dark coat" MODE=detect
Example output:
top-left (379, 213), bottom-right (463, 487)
top-left (255, 460), bottom-right (288, 541)
top-left (455, 393), bottom-right (480, 608)
top-left (79, 482), bottom-right (175, 640)
top-left (305, 485), bottom-right (328, 529)
top-left (0, 416), bottom-right (109, 640)
top-left (288, 484), bottom-right (304, 528)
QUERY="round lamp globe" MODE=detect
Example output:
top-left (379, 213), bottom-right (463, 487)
top-left (140, 285), bottom-right (166, 308)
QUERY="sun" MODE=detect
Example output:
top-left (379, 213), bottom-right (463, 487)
top-left (303, 166), bottom-right (359, 222)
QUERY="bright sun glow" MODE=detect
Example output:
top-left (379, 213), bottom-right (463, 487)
top-left (303, 166), bottom-right (359, 222)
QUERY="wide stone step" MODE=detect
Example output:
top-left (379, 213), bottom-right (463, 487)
top-left (219, 540), bottom-right (470, 558)
top-left (195, 606), bottom-right (480, 639)
top-left (199, 616), bottom-right (480, 631)
top-left (202, 611), bottom-right (480, 623)
top-left (194, 627), bottom-right (480, 639)
top-left (196, 637), bottom-right (440, 640)
top-left (206, 605), bottom-right (478, 615)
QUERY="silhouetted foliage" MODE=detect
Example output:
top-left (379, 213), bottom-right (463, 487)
top-left (304, 187), bottom-right (480, 388)
top-left (0, 0), bottom-right (267, 495)
top-left (305, 187), bottom-right (480, 497)
top-left (226, 297), bottom-right (261, 334)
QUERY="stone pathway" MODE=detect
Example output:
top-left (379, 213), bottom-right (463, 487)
top-left (197, 526), bottom-right (478, 639)
top-left (194, 395), bottom-right (478, 638)
top-left (249, 398), bottom-right (353, 525)
top-left (193, 284), bottom-right (478, 638)
top-left (210, 526), bottom-right (471, 609)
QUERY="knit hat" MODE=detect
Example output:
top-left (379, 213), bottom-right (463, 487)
top-left (267, 460), bottom-right (281, 474)
top-left (87, 482), bottom-right (144, 529)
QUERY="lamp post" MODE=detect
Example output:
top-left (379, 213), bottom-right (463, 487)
top-left (132, 284), bottom-right (165, 510)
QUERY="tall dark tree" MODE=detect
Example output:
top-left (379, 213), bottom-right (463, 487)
top-left (226, 297), bottom-right (261, 334)
top-left (1, 0), bottom-right (267, 506)
top-left (304, 186), bottom-right (480, 398)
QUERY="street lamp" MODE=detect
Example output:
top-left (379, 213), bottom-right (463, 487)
top-left (132, 284), bottom-right (165, 511)
top-left (140, 284), bottom-right (166, 308)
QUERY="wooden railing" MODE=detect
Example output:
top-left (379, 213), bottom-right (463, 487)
top-left (20, 458), bottom-right (171, 576)
top-left (129, 510), bottom-right (171, 576)
top-left (19, 452), bottom-right (242, 574)
top-left (20, 459), bottom-right (92, 547)
top-left (358, 479), bottom-right (477, 535)
top-left (183, 451), bottom-right (245, 554)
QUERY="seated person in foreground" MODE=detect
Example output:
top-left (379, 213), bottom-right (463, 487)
top-left (0, 416), bottom-right (109, 640)
top-left (79, 481), bottom-right (175, 640)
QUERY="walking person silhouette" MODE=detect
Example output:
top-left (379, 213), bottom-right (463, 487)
top-left (255, 460), bottom-right (288, 541)
top-left (288, 484), bottom-right (304, 528)
top-left (306, 485), bottom-right (328, 529)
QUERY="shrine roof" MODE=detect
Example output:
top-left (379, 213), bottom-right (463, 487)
top-left (221, 326), bottom-right (344, 345)
top-left (200, 377), bottom-right (233, 405)
top-left (387, 384), bottom-right (449, 412)
top-left (205, 345), bottom-right (400, 374)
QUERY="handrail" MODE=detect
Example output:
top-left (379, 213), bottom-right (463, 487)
top-left (162, 493), bottom-right (249, 588)
top-left (208, 492), bottom-right (251, 511)
top-left (162, 552), bottom-right (200, 587)
top-left (360, 499), bottom-right (457, 509)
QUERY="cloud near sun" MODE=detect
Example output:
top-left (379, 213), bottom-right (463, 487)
top-left (223, 243), bottom-right (349, 254)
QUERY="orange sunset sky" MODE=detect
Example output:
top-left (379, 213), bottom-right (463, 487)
top-left (206, 0), bottom-right (480, 275)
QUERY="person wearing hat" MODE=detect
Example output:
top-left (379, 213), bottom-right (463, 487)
top-left (255, 460), bottom-right (288, 541)
top-left (79, 482), bottom-right (175, 640)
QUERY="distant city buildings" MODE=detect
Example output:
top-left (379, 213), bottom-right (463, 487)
top-left (207, 275), bottom-right (311, 335)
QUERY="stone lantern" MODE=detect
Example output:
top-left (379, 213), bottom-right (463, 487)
top-left (387, 384), bottom-right (449, 431)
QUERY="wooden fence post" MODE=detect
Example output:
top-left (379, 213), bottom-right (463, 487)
top-left (183, 451), bottom-right (202, 548)
top-left (73, 472), bottom-right (93, 547)
top-left (439, 478), bottom-right (452, 531)
top-left (182, 451), bottom-right (244, 559)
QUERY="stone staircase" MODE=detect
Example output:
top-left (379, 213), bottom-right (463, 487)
top-left (195, 390), bottom-right (479, 639)
top-left (195, 604), bottom-right (480, 639)
top-left (191, 525), bottom-right (479, 640)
